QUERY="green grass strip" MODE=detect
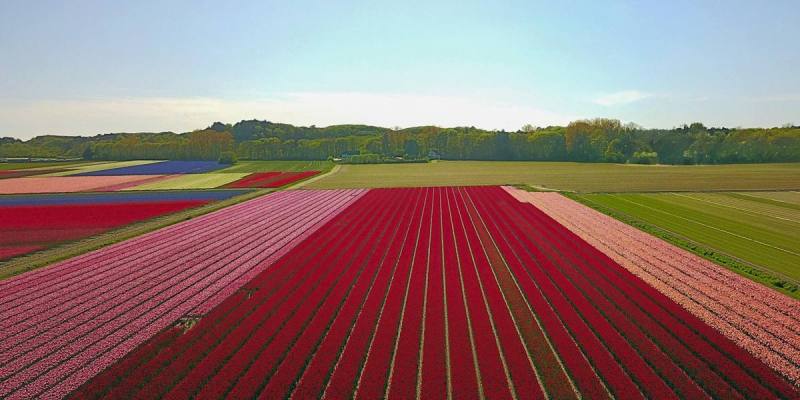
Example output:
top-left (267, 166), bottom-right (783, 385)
top-left (727, 192), bottom-right (800, 211)
top-left (564, 193), bottom-right (800, 301)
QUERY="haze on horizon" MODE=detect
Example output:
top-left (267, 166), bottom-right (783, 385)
top-left (1, 0), bottom-right (798, 140)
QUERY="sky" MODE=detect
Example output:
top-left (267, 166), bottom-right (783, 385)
top-left (1, 0), bottom-right (799, 139)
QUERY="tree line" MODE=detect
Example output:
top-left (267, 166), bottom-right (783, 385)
top-left (2, 119), bottom-right (799, 164)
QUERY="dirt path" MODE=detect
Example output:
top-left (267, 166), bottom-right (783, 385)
top-left (289, 164), bottom-right (342, 189)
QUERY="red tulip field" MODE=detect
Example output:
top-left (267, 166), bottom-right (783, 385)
top-left (0, 191), bottom-right (250, 261)
top-left (1, 186), bottom-right (798, 398)
top-left (224, 171), bottom-right (320, 188)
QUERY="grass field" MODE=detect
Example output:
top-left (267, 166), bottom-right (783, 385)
top-left (306, 161), bottom-right (800, 192)
top-left (739, 191), bottom-right (800, 206)
top-left (218, 160), bottom-right (333, 173)
top-left (125, 173), bottom-right (250, 190)
top-left (0, 161), bottom-right (90, 171)
top-left (574, 192), bottom-right (800, 284)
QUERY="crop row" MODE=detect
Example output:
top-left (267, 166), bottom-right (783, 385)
top-left (92, 174), bottom-right (177, 191)
top-left (575, 192), bottom-right (800, 283)
top-left (76, 161), bottom-right (227, 176)
top-left (679, 193), bottom-right (800, 222)
top-left (478, 187), bottom-right (793, 397)
top-left (0, 169), bottom-right (68, 179)
top-left (70, 186), bottom-right (798, 398)
top-left (0, 246), bottom-right (45, 261)
top-left (123, 173), bottom-right (250, 191)
top-left (0, 189), bottom-right (364, 398)
top-left (224, 171), bottom-right (320, 188)
top-left (0, 201), bottom-right (210, 260)
top-left (514, 188), bottom-right (800, 385)
top-left (0, 175), bottom-right (171, 194)
top-left (0, 190), bottom-right (250, 207)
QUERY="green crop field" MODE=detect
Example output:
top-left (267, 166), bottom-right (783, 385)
top-left (0, 161), bottom-right (90, 171)
top-left (738, 191), bottom-right (800, 206)
top-left (219, 160), bottom-right (333, 173)
top-left (125, 173), bottom-right (250, 190)
top-left (574, 192), bottom-right (800, 284)
top-left (306, 161), bottom-right (800, 192)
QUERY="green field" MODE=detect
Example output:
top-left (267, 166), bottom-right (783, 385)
top-left (574, 192), bottom-right (800, 285)
top-left (739, 191), bottom-right (800, 205)
top-left (219, 160), bottom-right (333, 173)
top-left (306, 161), bottom-right (800, 192)
top-left (126, 173), bottom-right (249, 190)
top-left (0, 161), bottom-right (91, 171)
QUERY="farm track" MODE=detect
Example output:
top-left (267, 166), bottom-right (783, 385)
top-left (0, 189), bottom-right (364, 398)
top-left (69, 187), bottom-right (799, 399)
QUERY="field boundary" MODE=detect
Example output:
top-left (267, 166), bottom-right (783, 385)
top-left (302, 161), bottom-right (800, 191)
top-left (572, 188), bottom-right (800, 194)
top-left (290, 165), bottom-right (341, 189)
top-left (0, 189), bottom-right (273, 280)
top-left (564, 193), bottom-right (800, 300)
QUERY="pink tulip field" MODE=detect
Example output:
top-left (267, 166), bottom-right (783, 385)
top-left (506, 187), bottom-right (800, 386)
top-left (0, 175), bottom-right (167, 194)
top-left (0, 189), bottom-right (364, 398)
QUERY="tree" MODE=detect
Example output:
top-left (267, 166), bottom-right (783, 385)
top-left (565, 121), bottom-right (595, 161)
top-left (604, 139), bottom-right (626, 163)
top-left (4, 118), bottom-right (799, 165)
top-left (403, 139), bottom-right (420, 158)
top-left (631, 151), bottom-right (659, 164)
top-left (218, 151), bottom-right (237, 164)
top-left (365, 138), bottom-right (383, 154)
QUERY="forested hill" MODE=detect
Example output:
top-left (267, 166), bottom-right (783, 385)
top-left (2, 119), bottom-right (800, 165)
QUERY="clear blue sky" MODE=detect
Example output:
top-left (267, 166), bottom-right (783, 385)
top-left (1, 0), bottom-right (798, 138)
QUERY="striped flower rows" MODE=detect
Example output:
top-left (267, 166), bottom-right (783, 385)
top-left (224, 171), bottom-right (320, 188)
top-left (0, 190), bottom-right (249, 262)
top-left (70, 187), bottom-right (798, 398)
top-left (0, 189), bottom-right (364, 399)
top-left (0, 175), bottom-right (169, 194)
top-left (510, 188), bottom-right (800, 386)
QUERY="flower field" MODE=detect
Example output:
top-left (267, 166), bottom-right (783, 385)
top-left (54, 186), bottom-right (798, 399)
top-left (0, 190), bottom-right (250, 206)
top-left (512, 188), bottom-right (800, 386)
top-left (0, 160), bottom-right (321, 193)
top-left (0, 175), bottom-right (170, 194)
top-left (224, 170), bottom-right (320, 188)
top-left (123, 173), bottom-right (250, 190)
top-left (76, 161), bottom-right (228, 176)
top-left (570, 192), bottom-right (800, 282)
top-left (0, 169), bottom-right (69, 179)
top-left (0, 191), bottom-right (249, 261)
top-left (0, 189), bottom-right (363, 398)
top-left (41, 161), bottom-right (162, 177)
